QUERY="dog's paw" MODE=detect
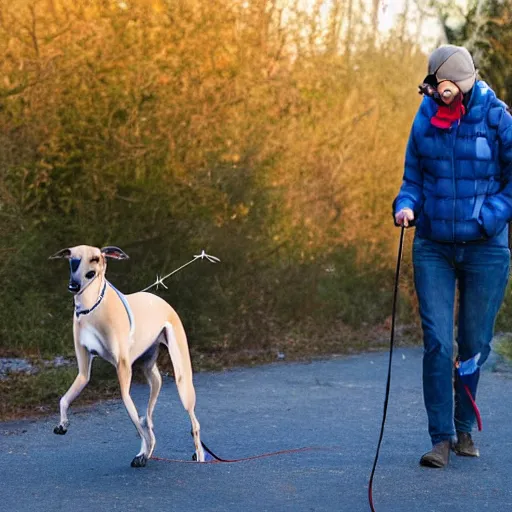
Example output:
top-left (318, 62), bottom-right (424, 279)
top-left (53, 425), bottom-right (67, 435)
top-left (192, 450), bottom-right (210, 462)
top-left (130, 454), bottom-right (148, 468)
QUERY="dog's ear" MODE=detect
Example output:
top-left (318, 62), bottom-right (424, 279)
top-left (49, 248), bottom-right (72, 260)
top-left (101, 246), bottom-right (130, 260)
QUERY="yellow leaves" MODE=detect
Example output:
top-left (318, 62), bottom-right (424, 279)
top-left (230, 202), bottom-right (250, 221)
top-left (220, 152), bottom-right (241, 164)
top-left (150, 0), bottom-right (165, 13)
top-left (0, 0), bottom-right (428, 276)
top-left (157, 74), bottom-right (171, 85)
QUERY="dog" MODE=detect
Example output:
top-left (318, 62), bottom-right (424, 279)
top-left (50, 245), bottom-right (205, 466)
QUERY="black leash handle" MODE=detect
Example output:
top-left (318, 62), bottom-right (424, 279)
top-left (368, 225), bottom-right (406, 512)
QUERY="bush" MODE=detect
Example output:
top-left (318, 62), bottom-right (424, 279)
top-left (0, 1), bottom-right (433, 359)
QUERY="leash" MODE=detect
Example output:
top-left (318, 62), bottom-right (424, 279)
top-left (140, 250), bottom-right (220, 293)
top-left (151, 440), bottom-right (330, 464)
top-left (461, 383), bottom-right (483, 431)
top-left (455, 357), bottom-right (483, 432)
top-left (368, 225), bottom-right (406, 512)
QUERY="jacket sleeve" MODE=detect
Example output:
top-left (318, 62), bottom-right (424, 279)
top-left (479, 108), bottom-right (512, 238)
top-left (392, 116), bottom-right (424, 225)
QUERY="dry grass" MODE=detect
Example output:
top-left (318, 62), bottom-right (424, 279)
top-left (494, 333), bottom-right (512, 363)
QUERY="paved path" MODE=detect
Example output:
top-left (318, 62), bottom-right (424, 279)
top-left (1, 348), bottom-right (512, 512)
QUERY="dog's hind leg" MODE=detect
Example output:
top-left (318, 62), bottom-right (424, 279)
top-left (117, 357), bottom-right (152, 467)
top-left (54, 342), bottom-right (92, 435)
top-left (142, 362), bottom-right (162, 458)
top-left (163, 322), bottom-right (205, 462)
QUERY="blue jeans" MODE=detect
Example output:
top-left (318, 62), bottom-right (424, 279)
top-left (413, 235), bottom-right (510, 445)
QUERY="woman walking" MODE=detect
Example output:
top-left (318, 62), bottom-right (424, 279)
top-left (393, 44), bottom-right (512, 468)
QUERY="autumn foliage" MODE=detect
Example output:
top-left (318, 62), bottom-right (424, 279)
top-left (0, 0), bottom-right (446, 358)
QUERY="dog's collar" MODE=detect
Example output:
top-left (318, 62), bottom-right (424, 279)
top-left (75, 280), bottom-right (107, 319)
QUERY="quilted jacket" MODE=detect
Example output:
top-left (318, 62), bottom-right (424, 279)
top-left (393, 81), bottom-right (512, 246)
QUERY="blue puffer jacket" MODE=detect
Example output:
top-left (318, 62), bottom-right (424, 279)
top-left (394, 81), bottom-right (512, 246)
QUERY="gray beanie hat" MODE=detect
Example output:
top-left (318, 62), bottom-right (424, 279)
top-left (427, 45), bottom-right (476, 93)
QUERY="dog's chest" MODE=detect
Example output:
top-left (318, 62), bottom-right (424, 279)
top-left (79, 324), bottom-right (112, 362)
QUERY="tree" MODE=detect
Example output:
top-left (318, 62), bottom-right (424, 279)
top-left (432, 0), bottom-right (512, 103)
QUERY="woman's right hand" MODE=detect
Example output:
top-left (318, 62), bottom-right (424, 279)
top-left (395, 208), bottom-right (414, 227)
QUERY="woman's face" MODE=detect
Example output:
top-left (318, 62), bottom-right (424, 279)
top-left (436, 80), bottom-right (460, 105)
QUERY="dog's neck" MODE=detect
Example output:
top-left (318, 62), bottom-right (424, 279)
top-left (74, 275), bottom-right (106, 314)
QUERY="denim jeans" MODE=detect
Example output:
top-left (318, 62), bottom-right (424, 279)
top-left (413, 235), bottom-right (510, 445)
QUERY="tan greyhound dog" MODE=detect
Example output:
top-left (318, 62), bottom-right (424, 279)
top-left (50, 244), bottom-right (205, 466)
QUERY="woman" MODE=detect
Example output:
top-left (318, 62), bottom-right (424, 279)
top-left (393, 44), bottom-right (512, 468)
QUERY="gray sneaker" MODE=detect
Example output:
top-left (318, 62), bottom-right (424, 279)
top-left (419, 440), bottom-right (451, 468)
top-left (453, 432), bottom-right (480, 457)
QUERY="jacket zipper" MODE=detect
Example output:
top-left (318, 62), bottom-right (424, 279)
top-left (452, 121), bottom-right (461, 242)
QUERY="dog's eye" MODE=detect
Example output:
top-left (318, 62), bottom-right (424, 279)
top-left (90, 257), bottom-right (100, 263)
top-left (85, 271), bottom-right (96, 279)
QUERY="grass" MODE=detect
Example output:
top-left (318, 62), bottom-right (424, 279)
top-left (494, 333), bottom-right (512, 363)
top-left (0, 359), bottom-right (119, 421)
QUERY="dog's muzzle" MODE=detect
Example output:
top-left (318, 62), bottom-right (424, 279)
top-left (68, 280), bottom-right (81, 293)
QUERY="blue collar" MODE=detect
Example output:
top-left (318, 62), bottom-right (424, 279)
top-left (75, 280), bottom-right (107, 318)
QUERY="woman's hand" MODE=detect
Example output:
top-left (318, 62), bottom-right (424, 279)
top-left (395, 208), bottom-right (414, 227)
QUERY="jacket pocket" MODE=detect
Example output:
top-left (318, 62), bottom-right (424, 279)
top-left (478, 201), bottom-right (504, 239)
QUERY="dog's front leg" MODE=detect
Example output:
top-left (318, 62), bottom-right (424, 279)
top-left (54, 342), bottom-right (92, 435)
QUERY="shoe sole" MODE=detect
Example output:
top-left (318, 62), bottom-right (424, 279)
top-left (452, 448), bottom-right (480, 457)
top-left (420, 461), bottom-right (446, 468)
top-left (419, 457), bottom-right (448, 468)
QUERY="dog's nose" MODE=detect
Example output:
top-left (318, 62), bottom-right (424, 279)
top-left (68, 281), bottom-right (81, 293)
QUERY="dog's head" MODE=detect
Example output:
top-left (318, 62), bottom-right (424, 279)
top-left (49, 245), bottom-right (129, 294)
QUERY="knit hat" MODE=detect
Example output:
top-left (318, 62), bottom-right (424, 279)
top-left (424, 45), bottom-right (476, 94)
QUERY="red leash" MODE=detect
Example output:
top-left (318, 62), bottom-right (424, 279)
top-left (151, 443), bottom-right (329, 464)
top-left (463, 384), bottom-right (483, 432)
top-left (455, 358), bottom-right (483, 432)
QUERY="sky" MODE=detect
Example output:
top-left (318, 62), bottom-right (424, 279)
top-left (378, 0), bottom-right (472, 52)
top-left (378, 0), bottom-right (442, 51)
top-left (297, 0), bottom-right (455, 53)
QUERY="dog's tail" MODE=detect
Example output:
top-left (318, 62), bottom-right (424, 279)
top-left (162, 318), bottom-right (195, 411)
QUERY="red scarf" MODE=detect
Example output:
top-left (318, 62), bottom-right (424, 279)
top-left (431, 94), bottom-right (466, 129)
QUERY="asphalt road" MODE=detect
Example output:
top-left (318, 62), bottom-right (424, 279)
top-left (1, 347), bottom-right (512, 512)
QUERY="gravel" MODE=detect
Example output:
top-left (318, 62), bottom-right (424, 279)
top-left (0, 356), bottom-right (73, 380)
